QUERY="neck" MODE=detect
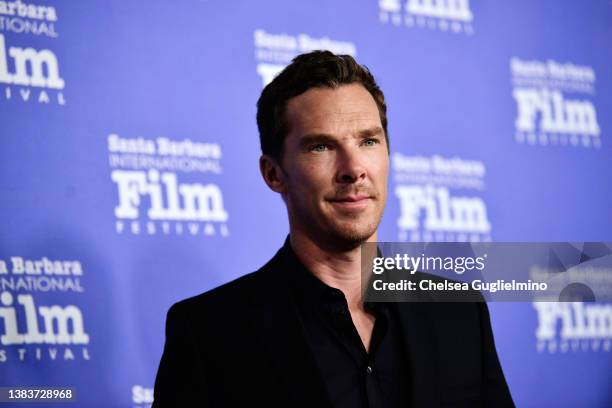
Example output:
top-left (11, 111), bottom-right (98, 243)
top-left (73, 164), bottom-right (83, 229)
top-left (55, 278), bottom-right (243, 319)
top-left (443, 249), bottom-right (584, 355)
top-left (289, 229), bottom-right (377, 310)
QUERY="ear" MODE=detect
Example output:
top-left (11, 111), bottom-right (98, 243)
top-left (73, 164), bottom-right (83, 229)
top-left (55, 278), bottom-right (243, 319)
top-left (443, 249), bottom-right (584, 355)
top-left (259, 154), bottom-right (287, 194)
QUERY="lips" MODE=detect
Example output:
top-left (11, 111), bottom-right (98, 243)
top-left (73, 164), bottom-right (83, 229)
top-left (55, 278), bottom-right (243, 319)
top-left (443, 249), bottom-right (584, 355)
top-left (330, 195), bottom-right (371, 203)
top-left (328, 195), bottom-right (372, 210)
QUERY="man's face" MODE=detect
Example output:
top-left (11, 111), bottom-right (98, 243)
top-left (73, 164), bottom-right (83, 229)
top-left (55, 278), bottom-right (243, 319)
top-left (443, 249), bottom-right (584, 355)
top-left (279, 83), bottom-right (389, 247)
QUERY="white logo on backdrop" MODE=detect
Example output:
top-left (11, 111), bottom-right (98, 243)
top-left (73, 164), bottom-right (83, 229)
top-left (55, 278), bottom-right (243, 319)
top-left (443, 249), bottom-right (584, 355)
top-left (254, 29), bottom-right (357, 87)
top-left (108, 133), bottom-right (229, 237)
top-left (379, 0), bottom-right (474, 34)
top-left (0, 0), bottom-right (59, 37)
top-left (393, 153), bottom-right (491, 242)
top-left (511, 57), bottom-right (600, 148)
top-left (0, 256), bottom-right (90, 363)
top-left (132, 385), bottom-right (154, 408)
top-left (0, 33), bottom-right (65, 104)
top-left (534, 302), bottom-right (612, 353)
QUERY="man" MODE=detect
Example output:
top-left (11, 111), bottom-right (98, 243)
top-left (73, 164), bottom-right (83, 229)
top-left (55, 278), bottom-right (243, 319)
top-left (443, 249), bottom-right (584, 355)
top-left (153, 51), bottom-right (514, 407)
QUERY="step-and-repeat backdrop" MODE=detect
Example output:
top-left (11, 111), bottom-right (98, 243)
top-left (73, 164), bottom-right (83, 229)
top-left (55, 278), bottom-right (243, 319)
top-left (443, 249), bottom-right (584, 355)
top-left (1, 1), bottom-right (611, 406)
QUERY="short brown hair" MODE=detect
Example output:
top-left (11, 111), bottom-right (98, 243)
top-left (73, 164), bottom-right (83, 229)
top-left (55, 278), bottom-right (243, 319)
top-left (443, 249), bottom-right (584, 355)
top-left (256, 50), bottom-right (389, 162)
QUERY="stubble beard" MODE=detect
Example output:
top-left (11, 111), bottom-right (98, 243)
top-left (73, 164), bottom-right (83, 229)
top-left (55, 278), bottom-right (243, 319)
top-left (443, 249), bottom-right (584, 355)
top-left (291, 195), bottom-right (385, 250)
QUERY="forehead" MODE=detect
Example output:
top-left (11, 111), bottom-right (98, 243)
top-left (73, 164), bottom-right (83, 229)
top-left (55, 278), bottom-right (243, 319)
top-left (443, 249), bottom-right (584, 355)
top-left (285, 83), bottom-right (381, 138)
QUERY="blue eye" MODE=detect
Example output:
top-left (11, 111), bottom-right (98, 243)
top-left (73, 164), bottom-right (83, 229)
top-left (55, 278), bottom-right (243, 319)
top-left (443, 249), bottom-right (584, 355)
top-left (363, 138), bottom-right (378, 146)
top-left (311, 144), bottom-right (328, 152)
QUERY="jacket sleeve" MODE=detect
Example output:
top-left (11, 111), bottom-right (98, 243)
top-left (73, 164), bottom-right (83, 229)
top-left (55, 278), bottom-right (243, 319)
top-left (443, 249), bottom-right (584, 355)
top-left (478, 301), bottom-right (515, 407)
top-left (153, 302), bottom-right (210, 407)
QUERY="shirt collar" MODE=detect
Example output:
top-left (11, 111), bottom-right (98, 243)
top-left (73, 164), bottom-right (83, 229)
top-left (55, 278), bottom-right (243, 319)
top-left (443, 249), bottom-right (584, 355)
top-left (281, 235), bottom-right (390, 317)
top-left (281, 236), bottom-right (345, 307)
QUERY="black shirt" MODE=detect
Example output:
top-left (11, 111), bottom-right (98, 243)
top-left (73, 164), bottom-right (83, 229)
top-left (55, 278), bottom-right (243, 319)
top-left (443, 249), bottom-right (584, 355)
top-left (285, 242), bottom-right (412, 408)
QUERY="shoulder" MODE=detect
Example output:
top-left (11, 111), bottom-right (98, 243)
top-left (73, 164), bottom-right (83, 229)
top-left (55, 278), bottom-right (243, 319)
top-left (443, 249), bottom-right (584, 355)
top-left (394, 272), bottom-right (492, 342)
top-left (166, 247), bottom-right (285, 320)
top-left (393, 271), bottom-right (488, 329)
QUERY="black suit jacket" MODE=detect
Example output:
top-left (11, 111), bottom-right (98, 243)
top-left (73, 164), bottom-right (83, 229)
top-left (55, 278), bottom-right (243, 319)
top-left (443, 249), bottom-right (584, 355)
top-left (153, 243), bottom-right (514, 407)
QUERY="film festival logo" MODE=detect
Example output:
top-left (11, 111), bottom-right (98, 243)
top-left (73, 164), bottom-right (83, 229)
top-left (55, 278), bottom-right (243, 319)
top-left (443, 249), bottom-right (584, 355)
top-left (108, 133), bottom-right (230, 238)
top-left (534, 302), bottom-right (612, 354)
top-left (0, 0), bottom-right (58, 37)
top-left (393, 153), bottom-right (491, 243)
top-left (0, 256), bottom-right (91, 364)
top-left (132, 385), bottom-right (154, 408)
top-left (378, 0), bottom-right (474, 35)
top-left (253, 28), bottom-right (357, 87)
top-left (0, 1), bottom-right (64, 105)
top-left (511, 57), bottom-right (600, 149)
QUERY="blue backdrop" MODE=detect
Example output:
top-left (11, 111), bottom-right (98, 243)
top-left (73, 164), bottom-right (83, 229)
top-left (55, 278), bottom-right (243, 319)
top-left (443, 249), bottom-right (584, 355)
top-left (1, 1), bottom-right (611, 406)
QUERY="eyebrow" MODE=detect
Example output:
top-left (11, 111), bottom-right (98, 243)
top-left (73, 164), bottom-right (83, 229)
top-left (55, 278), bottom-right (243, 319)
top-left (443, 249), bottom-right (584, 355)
top-left (298, 126), bottom-right (385, 148)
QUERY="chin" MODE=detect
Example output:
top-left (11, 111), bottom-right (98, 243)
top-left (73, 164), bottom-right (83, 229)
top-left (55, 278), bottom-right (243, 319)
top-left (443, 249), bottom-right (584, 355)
top-left (329, 223), bottom-right (377, 247)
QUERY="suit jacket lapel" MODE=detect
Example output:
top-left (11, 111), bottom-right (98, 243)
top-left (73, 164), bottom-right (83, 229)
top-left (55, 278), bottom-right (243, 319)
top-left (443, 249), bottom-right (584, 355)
top-left (248, 251), bottom-right (332, 408)
top-left (394, 301), bottom-right (440, 407)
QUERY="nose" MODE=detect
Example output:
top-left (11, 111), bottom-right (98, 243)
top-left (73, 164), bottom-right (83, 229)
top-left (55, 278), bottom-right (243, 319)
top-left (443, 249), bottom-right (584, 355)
top-left (335, 146), bottom-right (366, 184)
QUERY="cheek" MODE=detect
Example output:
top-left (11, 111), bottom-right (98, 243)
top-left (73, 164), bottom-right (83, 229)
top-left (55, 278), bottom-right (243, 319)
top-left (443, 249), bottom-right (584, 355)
top-left (368, 154), bottom-right (389, 183)
top-left (293, 161), bottom-right (331, 190)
